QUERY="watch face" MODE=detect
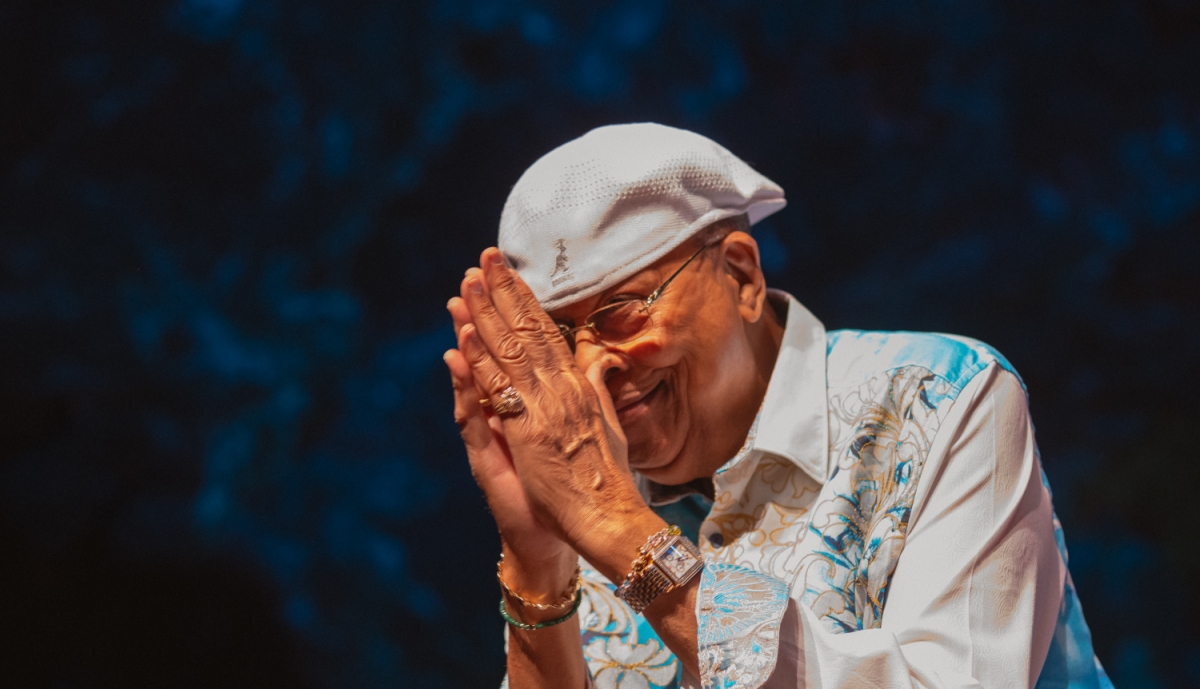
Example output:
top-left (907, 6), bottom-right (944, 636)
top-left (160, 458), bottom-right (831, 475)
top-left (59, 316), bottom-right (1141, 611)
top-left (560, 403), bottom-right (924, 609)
top-left (658, 542), bottom-right (698, 583)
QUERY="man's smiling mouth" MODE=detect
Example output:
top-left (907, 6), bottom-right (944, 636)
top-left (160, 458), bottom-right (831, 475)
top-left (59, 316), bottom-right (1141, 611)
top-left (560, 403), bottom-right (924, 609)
top-left (615, 380), bottom-right (666, 421)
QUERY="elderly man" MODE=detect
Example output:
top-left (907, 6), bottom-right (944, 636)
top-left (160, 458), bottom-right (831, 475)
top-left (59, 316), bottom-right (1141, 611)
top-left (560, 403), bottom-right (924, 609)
top-left (443, 124), bottom-right (1111, 689)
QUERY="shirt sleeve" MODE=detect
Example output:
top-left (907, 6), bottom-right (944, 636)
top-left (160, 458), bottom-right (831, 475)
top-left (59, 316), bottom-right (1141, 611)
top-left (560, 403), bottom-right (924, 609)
top-left (700, 363), bottom-right (1068, 689)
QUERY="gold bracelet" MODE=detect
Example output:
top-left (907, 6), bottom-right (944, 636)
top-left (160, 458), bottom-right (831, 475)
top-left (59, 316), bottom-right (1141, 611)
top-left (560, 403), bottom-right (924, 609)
top-left (496, 553), bottom-right (582, 611)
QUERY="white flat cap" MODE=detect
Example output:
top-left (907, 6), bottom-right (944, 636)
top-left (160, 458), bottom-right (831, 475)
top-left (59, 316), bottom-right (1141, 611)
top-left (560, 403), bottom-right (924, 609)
top-left (497, 123), bottom-right (785, 312)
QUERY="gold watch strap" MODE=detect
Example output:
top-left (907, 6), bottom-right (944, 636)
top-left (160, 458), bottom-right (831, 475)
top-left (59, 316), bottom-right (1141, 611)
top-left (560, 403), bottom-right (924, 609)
top-left (616, 530), bottom-right (703, 614)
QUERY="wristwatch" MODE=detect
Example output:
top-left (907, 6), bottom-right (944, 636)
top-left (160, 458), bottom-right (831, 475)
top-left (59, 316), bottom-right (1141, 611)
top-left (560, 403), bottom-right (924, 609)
top-left (615, 526), bottom-right (704, 613)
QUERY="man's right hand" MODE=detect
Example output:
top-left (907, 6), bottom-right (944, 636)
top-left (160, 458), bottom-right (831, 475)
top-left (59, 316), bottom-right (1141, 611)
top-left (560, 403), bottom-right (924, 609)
top-left (445, 283), bottom-right (577, 605)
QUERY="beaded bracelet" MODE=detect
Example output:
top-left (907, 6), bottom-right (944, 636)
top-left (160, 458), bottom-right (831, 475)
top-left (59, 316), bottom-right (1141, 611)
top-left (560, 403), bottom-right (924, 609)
top-left (499, 587), bottom-right (583, 631)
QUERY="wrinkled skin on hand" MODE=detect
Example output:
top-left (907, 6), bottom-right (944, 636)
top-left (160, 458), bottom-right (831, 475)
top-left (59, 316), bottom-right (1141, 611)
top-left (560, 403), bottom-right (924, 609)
top-left (443, 237), bottom-right (774, 683)
top-left (443, 251), bottom-right (643, 579)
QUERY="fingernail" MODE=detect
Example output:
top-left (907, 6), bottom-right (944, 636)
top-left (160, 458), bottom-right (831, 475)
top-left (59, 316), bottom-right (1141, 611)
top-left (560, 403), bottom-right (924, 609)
top-left (489, 250), bottom-right (505, 266)
top-left (467, 278), bottom-right (483, 295)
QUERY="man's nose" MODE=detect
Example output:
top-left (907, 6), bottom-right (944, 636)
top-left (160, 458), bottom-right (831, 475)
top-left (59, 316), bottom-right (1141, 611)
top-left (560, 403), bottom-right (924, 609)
top-left (574, 343), bottom-right (629, 382)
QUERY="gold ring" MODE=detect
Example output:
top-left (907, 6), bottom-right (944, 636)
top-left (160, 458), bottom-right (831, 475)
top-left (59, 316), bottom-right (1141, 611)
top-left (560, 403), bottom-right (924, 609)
top-left (489, 385), bottom-right (525, 415)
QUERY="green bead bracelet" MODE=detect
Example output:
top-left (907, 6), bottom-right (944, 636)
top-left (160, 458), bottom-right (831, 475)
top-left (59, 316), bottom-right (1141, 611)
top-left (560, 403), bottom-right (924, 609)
top-left (499, 587), bottom-right (583, 631)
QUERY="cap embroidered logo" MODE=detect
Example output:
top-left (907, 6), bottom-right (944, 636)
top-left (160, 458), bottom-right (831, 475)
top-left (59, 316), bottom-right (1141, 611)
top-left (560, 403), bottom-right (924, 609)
top-left (550, 239), bottom-right (574, 287)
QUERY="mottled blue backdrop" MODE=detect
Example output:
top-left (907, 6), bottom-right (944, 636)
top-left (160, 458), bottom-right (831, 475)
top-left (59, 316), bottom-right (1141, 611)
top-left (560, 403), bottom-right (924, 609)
top-left (3, 1), bottom-right (1198, 687)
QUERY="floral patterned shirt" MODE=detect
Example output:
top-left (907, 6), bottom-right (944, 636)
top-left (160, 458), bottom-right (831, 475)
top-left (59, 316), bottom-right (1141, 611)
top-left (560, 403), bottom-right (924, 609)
top-left (508, 291), bottom-right (1112, 689)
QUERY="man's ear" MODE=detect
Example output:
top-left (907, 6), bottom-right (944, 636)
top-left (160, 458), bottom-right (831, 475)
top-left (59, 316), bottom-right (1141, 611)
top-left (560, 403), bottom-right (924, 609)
top-left (719, 231), bottom-right (768, 323)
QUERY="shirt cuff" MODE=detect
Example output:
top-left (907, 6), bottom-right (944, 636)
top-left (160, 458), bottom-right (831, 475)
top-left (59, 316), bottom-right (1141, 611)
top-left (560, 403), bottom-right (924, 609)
top-left (696, 563), bottom-right (791, 688)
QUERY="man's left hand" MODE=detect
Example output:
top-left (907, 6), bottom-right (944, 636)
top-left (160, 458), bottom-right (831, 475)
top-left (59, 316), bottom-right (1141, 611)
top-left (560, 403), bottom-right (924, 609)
top-left (455, 247), bottom-right (653, 557)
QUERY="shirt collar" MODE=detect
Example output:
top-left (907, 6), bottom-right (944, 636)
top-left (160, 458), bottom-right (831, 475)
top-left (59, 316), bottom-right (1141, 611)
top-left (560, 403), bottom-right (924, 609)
top-left (637, 289), bottom-right (830, 502)
top-left (750, 289), bottom-right (829, 483)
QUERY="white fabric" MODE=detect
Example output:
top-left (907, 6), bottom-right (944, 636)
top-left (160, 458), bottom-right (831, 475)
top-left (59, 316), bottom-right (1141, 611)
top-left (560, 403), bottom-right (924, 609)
top-left (691, 293), bottom-right (1066, 688)
top-left (761, 361), bottom-right (1063, 688)
top-left (497, 123), bottom-right (785, 312)
top-left (548, 291), bottom-right (1107, 689)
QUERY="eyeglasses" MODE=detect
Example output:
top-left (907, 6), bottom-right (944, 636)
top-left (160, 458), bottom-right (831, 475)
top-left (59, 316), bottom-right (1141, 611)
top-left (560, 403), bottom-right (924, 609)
top-left (556, 241), bottom-right (717, 353)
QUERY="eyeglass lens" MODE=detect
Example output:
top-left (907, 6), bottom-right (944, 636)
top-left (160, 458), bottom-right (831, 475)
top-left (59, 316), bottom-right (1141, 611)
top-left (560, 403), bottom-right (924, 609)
top-left (559, 300), bottom-right (652, 352)
top-left (556, 239), bottom-right (712, 352)
top-left (590, 300), bottom-right (651, 342)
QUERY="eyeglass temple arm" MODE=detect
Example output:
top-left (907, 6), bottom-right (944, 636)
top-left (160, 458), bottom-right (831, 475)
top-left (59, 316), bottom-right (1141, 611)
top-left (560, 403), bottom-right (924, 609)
top-left (645, 241), bottom-right (713, 306)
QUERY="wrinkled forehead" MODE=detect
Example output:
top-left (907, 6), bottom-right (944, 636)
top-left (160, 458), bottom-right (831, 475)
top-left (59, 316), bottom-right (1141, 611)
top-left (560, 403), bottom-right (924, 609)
top-left (496, 122), bottom-right (786, 313)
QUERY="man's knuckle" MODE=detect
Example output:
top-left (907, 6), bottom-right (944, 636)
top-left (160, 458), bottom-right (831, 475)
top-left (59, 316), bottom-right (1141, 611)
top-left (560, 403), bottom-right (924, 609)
top-left (540, 320), bottom-right (559, 336)
top-left (512, 312), bottom-right (545, 339)
top-left (494, 269), bottom-right (518, 292)
top-left (485, 369), bottom-right (509, 392)
top-left (464, 339), bottom-right (488, 363)
top-left (465, 350), bottom-right (489, 372)
top-left (473, 295), bottom-right (500, 318)
top-left (496, 335), bottom-right (526, 363)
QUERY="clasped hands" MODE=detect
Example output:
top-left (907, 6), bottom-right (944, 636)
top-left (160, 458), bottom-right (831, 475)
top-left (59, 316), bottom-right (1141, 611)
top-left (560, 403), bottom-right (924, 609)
top-left (444, 248), bottom-right (664, 602)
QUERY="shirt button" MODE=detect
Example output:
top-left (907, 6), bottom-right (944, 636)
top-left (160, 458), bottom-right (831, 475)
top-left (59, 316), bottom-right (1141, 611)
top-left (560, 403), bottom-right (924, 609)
top-left (708, 532), bottom-right (725, 548)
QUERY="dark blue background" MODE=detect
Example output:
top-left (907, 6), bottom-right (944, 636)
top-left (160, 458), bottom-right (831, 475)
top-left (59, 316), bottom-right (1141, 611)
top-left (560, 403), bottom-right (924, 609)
top-left (3, 1), bottom-right (1198, 687)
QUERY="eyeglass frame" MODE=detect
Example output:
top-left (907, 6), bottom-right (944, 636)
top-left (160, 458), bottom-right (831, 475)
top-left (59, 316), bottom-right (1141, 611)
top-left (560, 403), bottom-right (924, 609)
top-left (555, 239), bottom-right (719, 352)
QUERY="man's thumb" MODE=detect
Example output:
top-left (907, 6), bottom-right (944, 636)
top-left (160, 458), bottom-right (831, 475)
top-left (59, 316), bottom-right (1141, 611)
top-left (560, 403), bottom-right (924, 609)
top-left (585, 358), bottom-right (628, 466)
